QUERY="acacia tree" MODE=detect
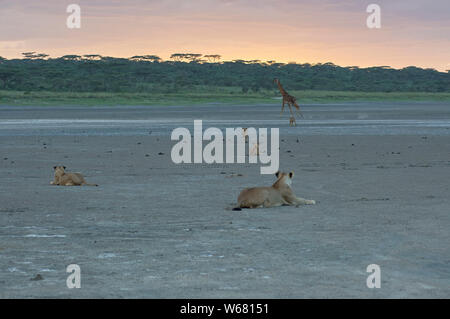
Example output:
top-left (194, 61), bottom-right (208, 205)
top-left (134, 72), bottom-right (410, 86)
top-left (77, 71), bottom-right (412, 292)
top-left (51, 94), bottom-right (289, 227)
top-left (130, 55), bottom-right (162, 62)
top-left (170, 53), bottom-right (203, 62)
top-left (36, 53), bottom-right (49, 59)
top-left (22, 52), bottom-right (36, 59)
top-left (83, 54), bottom-right (102, 60)
top-left (22, 52), bottom-right (49, 59)
top-left (144, 55), bottom-right (162, 62)
top-left (170, 53), bottom-right (184, 62)
top-left (60, 55), bottom-right (82, 61)
top-left (187, 54), bottom-right (202, 62)
top-left (204, 54), bottom-right (221, 62)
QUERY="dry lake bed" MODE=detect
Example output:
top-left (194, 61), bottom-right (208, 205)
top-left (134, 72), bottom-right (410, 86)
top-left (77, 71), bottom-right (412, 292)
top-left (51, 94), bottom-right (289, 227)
top-left (0, 102), bottom-right (449, 298)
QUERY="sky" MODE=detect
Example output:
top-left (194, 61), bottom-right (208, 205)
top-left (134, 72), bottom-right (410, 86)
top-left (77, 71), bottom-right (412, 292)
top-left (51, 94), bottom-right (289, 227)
top-left (0, 0), bottom-right (449, 71)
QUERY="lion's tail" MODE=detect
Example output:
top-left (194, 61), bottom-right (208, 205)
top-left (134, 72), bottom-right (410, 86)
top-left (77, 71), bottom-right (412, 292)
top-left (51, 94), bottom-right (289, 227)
top-left (82, 182), bottom-right (98, 187)
top-left (225, 203), bottom-right (242, 211)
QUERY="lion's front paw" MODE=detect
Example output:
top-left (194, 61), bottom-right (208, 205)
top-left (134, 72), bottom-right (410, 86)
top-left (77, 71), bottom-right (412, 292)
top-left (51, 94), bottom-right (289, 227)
top-left (307, 200), bottom-right (316, 205)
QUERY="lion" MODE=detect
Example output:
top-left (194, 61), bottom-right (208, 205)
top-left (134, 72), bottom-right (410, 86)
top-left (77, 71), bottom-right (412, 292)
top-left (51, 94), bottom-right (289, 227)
top-left (51, 166), bottom-right (98, 186)
top-left (233, 171), bottom-right (315, 210)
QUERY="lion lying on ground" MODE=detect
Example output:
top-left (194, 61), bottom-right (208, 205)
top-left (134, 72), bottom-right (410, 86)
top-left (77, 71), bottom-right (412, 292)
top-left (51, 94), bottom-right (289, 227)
top-left (233, 171), bottom-right (315, 210)
top-left (51, 166), bottom-right (98, 186)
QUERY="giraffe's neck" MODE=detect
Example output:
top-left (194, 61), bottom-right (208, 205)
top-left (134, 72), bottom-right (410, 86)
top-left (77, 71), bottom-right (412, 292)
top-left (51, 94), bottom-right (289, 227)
top-left (276, 81), bottom-right (288, 96)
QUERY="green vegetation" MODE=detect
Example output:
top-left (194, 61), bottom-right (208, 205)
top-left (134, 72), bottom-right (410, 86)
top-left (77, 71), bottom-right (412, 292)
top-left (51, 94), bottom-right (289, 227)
top-left (0, 53), bottom-right (449, 105)
top-left (2, 89), bottom-right (449, 106)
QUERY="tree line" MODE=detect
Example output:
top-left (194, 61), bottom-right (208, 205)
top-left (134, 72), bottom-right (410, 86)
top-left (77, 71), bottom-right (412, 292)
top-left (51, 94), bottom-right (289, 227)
top-left (0, 53), bottom-right (448, 93)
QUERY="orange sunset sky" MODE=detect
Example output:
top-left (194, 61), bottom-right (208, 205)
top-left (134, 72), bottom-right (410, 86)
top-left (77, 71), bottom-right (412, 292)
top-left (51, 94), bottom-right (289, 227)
top-left (0, 0), bottom-right (449, 71)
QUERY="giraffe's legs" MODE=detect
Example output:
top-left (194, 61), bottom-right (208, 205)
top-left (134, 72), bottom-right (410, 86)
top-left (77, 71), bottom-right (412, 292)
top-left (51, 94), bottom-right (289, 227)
top-left (289, 117), bottom-right (296, 126)
top-left (294, 102), bottom-right (303, 118)
top-left (280, 99), bottom-right (286, 115)
top-left (288, 103), bottom-right (297, 127)
top-left (288, 103), bottom-right (295, 117)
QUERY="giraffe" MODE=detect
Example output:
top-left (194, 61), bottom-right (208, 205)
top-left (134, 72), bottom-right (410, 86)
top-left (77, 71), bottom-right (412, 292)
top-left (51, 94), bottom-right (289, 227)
top-left (274, 78), bottom-right (302, 120)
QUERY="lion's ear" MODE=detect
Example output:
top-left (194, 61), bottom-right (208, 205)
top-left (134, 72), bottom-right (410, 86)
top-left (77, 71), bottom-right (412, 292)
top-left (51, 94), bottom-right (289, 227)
top-left (289, 171), bottom-right (294, 178)
top-left (275, 171), bottom-right (280, 178)
top-left (63, 166), bottom-right (66, 170)
top-left (53, 166), bottom-right (57, 170)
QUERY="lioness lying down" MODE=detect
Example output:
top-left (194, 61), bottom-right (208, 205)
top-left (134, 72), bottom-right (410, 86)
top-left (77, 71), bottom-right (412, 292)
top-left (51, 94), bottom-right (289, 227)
top-left (234, 171), bottom-right (315, 210)
top-left (51, 166), bottom-right (98, 186)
